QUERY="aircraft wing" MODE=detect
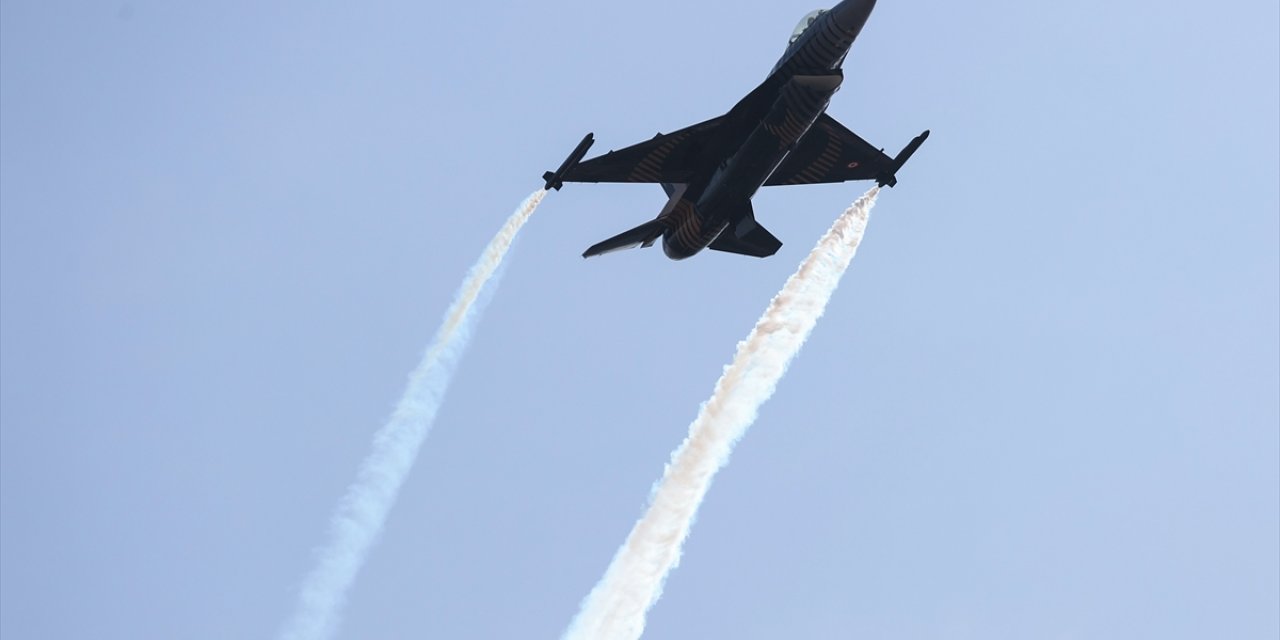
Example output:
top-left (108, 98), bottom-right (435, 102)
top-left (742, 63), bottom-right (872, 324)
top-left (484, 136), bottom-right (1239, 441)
top-left (763, 113), bottom-right (895, 186)
top-left (561, 116), bottom-right (726, 184)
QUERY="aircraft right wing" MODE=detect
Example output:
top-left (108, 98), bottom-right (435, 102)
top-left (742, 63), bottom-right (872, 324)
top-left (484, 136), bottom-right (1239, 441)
top-left (763, 113), bottom-right (895, 186)
top-left (561, 115), bottom-right (726, 184)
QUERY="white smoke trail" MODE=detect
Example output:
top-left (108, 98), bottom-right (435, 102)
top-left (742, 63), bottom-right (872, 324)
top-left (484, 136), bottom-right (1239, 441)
top-left (564, 187), bottom-right (880, 640)
top-left (280, 189), bottom-right (546, 640)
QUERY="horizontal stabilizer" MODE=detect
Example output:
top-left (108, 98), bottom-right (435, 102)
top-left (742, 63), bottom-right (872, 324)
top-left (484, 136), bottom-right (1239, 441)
top-left (583, 218), bottom-right (667, 259)
top-left (708, 202), bottom-right (782, 258)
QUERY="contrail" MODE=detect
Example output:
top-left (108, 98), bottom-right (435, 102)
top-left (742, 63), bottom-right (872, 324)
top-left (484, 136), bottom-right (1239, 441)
top-left (564, 187), bottom-right (880, 640)
top-left (280, 189), bottom-right (546, 640)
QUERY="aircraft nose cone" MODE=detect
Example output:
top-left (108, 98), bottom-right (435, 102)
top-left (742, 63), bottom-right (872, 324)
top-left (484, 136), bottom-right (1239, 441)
top-left (830, 0), bottom-right (876, 34)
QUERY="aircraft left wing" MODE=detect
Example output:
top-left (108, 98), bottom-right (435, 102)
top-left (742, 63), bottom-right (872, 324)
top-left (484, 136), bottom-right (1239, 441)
top-left (763, 113), bottom-right (894, 186)
top-left (561, 115), bottom-right (726, 184)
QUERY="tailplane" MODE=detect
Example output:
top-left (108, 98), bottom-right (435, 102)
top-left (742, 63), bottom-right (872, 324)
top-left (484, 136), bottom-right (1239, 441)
top-left (708, 201), bottom-right (782, 258)
top-left (582, 218), bottom-right (666, 258)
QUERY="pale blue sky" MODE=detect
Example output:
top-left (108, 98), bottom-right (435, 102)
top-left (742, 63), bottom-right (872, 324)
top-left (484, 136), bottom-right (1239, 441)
top-left (2, 1), bottom-right (1277, 638)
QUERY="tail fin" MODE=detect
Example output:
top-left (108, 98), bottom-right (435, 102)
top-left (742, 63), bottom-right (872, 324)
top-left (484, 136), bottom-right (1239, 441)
top-left (582, 218), bottom-right (666, 258)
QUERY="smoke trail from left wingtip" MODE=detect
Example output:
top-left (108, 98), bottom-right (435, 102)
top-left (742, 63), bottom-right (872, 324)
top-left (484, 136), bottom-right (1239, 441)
top-left (279, 189), bottom-right (546, 640)
top-left (564, 186), bottom-right (879, 640)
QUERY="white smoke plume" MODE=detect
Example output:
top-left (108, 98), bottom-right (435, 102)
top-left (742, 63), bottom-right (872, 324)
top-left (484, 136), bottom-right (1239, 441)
top-left (563, 187), bottom-right (880, 640)
top-left (279, 189), bottom-right (546, 640)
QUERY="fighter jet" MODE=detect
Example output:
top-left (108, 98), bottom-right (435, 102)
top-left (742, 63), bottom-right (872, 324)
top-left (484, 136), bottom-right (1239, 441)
top-left (542, 0), bottom-right (928, 260)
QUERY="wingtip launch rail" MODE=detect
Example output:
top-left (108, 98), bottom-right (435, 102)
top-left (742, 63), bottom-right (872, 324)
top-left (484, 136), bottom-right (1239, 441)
top-left (543, 133), bottom-right (595, 191)
top-left (875, 129), bottom-right (930, 188)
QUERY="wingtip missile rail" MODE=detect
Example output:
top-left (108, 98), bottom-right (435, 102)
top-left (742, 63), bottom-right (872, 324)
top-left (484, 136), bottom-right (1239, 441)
top-left (543, 133), bottom-right (595, 191)
top-left (876, 129), bottom-right (930, 188)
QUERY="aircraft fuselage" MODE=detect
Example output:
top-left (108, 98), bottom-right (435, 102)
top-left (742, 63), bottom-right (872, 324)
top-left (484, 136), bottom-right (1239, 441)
top-left (658, 0), bottom-right (875, 259)
top-left (546, 0), bottom-right (927, 261)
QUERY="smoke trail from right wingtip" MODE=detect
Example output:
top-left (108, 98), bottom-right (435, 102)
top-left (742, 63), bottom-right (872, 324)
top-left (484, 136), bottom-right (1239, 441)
top-left (564, 186), bottom-right (880, 640)
top-left (279, 189), bottom-right (545, 640)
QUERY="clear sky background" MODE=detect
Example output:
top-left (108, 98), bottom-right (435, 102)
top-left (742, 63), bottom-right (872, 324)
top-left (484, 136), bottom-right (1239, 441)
top-left (2, 1), bottom-right (1277, 638)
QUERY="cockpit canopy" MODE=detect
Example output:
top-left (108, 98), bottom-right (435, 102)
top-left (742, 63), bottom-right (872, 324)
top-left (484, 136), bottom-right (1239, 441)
top-left (788, 9), bottom-right (827, 45)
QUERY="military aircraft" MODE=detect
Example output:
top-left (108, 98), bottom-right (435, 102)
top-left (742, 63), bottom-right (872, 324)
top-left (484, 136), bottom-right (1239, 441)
top-left (542, 0), bottom-right (928, 260)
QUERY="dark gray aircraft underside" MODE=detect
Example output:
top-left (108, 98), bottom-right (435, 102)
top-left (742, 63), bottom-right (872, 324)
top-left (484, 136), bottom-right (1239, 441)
top-left (542, 0), bottom-right (928, 260)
